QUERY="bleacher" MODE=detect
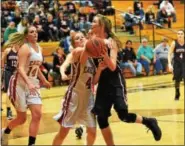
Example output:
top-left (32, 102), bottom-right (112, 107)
top-left (2, 0), bottom-right (184, 78)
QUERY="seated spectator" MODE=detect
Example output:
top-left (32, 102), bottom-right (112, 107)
top-left (119, 40), bottom-right (142, 76)
top-left (17, 0), bottom-right (29, 15)
top-left (78, 9), bottom-right (91, 31)
top-left (70, 14), bottom-right (81, 31)
top-left (11, 8), bottom-right (22, 27)
top-left (155, 0), bottom-right (173, 8)
top-left (28, 1), bottom-right (40, 15)
top-left (49, 0), bottom-right (61, 17)
top-left (145, 5), bottom-right (155, 24)
top-left (156, 7), bottom-right (171, 28)
top-left (137, 38), bottom-right (162, 75)
top-left (154, 37), bottom-right (169, 73)
top-left (17, 16), bottom-right (29, 33)
top-left (160, 0), bottom-right (176, 22)
top-left (27, 7), bottom-right (36, 24)
top-left (33, 15), bottom-right (48, 42)
top-left (56, 11), bottom-right (70, 38)
top-left (53, 47), bottom-right (66, 86)
top-left (134, 0), bottom-right (144, 14)
top-left (133, 2), bottom-right (144, 29)
top-left (46, 13), bottom-right (59, 41)
top-left (64, 1), bottom-right (76, 14)
top-left (122, 7), bottom-right (135, 34)
top-left (3, 21), bottom-right (17, 42)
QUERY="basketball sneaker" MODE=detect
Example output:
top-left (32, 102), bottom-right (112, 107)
top-left (175, 92), bottom-right (180, 100)
top-left (7, 110), bottom-right (13, 120)
top-left (1, 128), bottom-right (9, 145)
top-left (144, 118), bottom-right (162, 141)
top-left (75, 126), bottom-right (83, 139)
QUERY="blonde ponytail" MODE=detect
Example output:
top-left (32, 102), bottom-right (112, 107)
top-left (3, 32), bottom-right (25, 49)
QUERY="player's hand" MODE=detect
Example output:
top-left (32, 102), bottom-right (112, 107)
top-left (28, 82), bottom-right (40, 95)
top-left (61, 73), bottom-right (71, 81)
top-left (98, 61), bottom-right (107, 71)
top-left (168, 63), bottom-right (173, 72)
top-left (42, 80), bottom-right (51, 89)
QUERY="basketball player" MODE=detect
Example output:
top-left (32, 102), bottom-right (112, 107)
top-left (52, 31), bottom-right (96, 145)
top-left (1, 26), bottom-right (51, 146)
top-left (85, 14), bottom-right (162, 145)
top-left (1, 39), bottom-right (20, 120)
top-left (168, 29), bottom-right (185, 100)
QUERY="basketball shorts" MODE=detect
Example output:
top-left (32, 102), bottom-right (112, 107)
top-left (4, 69), bottom-right (14, 92)
top-left (173, 61), bottom-right (185, 82)
top-left (53, 92), bottom-right (96, 128)
top-left (8, 75), bottom-right (42, 112)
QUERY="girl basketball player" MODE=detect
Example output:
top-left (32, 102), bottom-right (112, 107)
top-left (1, 26), bottom-right (51, 146)
top-left (168, 30), bottom-right (185, 100)
top-left (52, 31), bottom-right (96, 145)
top-left (85, 14), bottom-right (162, 145)
top-left (1, 33), bottom-right (21, 120)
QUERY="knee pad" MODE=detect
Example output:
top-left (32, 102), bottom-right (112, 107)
top-left (117, 109), bottom-right (136, 123)
top-left (97, 116), bottom-right (109, 129)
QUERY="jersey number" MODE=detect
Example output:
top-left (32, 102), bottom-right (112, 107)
top-left (27, 66), bottom-right (38, 77)
top-left (11, 61), bottom-right (17, 67)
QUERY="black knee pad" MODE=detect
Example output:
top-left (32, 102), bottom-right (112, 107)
top-left (97, 116), bottom-right (109, 129)
top-left (117, 109), bottom-right (136, 123)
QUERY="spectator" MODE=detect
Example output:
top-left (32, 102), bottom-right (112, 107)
top-left (160, 0), bottom-right (176, 22)
top-left (33, 15), bottom-right (48, 42)
top-left (134, 0), bottom-right (144, 14)
top-left (156, 7), bottom-right (171, 28)
top-left (154, 37), bottom-right (169, 73)
top-left (46, 13), bottom-right (59, 41)
top-left (11, 8), bottom-right (22, 27)
top-left (137, 38), bottom-right (162, 75)
top-left (49, 0), bottom-right (61, 17)
top-left (119, 40), bottom-right (142, 76)
top-left (28, 1), bottom-right (40, 15)
top-left (145, 5), bottom-right (155, 24)
top-left (88, 7), bottom-right (98, 23)
top-left (27, 7), bottom-right (36, 24)
top-left (70, 14), bottom-right (81, 31)
top-left (17, 16), bottom-right (29, 33)
top-left (52, 47), bottom-right (66, 85)
top-left (156, 0), bottom-right (173, 8)
top-left (17, 0), bottom-right (29, 15)
top-left (64, 1), bottom-right (76, 14)
top-left (56, 11), bottom-right (70, 38)
top-left (122, 7), bottom-right (135, 34)
top-left (3, 21), bottom-right (17, 42)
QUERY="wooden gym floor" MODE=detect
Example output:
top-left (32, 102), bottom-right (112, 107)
top-left (1, 74), bottom-right (184, 145)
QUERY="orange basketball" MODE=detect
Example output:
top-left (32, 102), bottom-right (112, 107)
top-left (85, 37), bottom-right (106, 58)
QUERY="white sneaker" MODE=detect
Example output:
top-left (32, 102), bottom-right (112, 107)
top-left (1, 128), bottom-right (9, 145)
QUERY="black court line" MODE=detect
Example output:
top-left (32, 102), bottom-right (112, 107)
top-left (157, 119), bottom-right (184, 123)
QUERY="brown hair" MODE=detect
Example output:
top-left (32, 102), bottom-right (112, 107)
top-left (96, 14), bottom-right (123, 50)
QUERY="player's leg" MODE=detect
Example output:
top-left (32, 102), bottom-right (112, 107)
top-left (28, 104), bottom-right (42, 145)
top-left (86, 127), bottom-right (96, 145)
top-left (1, 110), bottom-right (27, 145)
top-left (52, 126), bottom-right (70, 145)
top-left (97, 116), bottom-right (115, 146)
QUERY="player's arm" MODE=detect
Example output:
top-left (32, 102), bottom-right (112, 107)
top-left (168, 41), bottom-right (175, 72)
top-left (37, 69), bottom-right (51, 88)
top-left (102, 39), bottom-right (117, 71)
top-left (1, 48), bottom-right (11, 68)
top-left (93, 61), bottom-right (107, 84)
top-left (60, 53), bottom-right (73, 80)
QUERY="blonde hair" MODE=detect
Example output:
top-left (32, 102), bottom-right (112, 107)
top-left (3, 25), bottom-right (34, 49)
top-left (96, 14), bottom-right (123, 50)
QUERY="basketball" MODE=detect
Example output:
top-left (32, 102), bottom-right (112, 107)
top-left (85, 37), bottom-right (106, 58)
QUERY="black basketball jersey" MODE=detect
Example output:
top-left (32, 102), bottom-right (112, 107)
top-left (174, 40), bottom-right (185, 62)
top-left (98, 48), bottom-right (123, 89)
top-left (5, 49), bottom-right (18, 71)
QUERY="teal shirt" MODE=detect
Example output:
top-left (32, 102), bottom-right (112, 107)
top-left (3, 27), bottom-right (17, 41)
top-left (137, 45), bottom-right (154, 60)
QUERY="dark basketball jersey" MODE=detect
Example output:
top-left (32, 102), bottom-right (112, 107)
top-left (5, 49), bottom-right (18, 72)
top-left (174, 40), bottom-right (185, 63)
